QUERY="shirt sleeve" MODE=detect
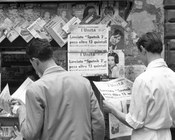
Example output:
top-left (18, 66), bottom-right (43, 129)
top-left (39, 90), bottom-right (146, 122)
top-left (90, 87), bottom-right (105, 140)
top-left (125, 77), bottom-right (150, 129)
top-left (19, 85), bottom-right (44, 140)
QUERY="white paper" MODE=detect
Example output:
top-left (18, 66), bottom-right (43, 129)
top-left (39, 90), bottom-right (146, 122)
top-left (62, 17), bottom-right (81, 33)
top-left (11, 77), bottom-right (34, 104)
top-left (68, 25), bottom-right (109, 52)
top-left (0, 84), bottom-right (12, 113)
top-left (93, 78), bottom-right (133, 138)
top-left (68, 52), bottom-right (108, 76)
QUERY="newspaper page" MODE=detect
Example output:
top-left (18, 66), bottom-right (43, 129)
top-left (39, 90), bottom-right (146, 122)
top-left (62, 16), bottom-right (81, 33)
top-left (3, 17), bottom-right (19, 42)
top-left (100, 14), bottom-right (128, 29)
top-left (15, 20), bottom-right (33, 43)
top-left (93, 78), bottom-right (133, 139)
top-left (68, 24), bottom-right (108, 76)
top-left (27, 18), bottom-right (51, 41)
top-left (44, 15), bottom-right (67, 47)
top-left (11, 77), bottom-right (34, 104)
top-left (0, 84), bottom-right (11, 113)
top-left (0, 8), bottom-right (6, 42)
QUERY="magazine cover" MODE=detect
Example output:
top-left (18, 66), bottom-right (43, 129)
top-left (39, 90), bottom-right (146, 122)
top-left (23, 3), bottom-right (40, 24)
top-left (108, 50), bottom-right (125, 79)
top-left (71, 3), bottom-right (86, 20)
top-left (40, 3), bottom-right (57, 23)
top-left (109, 25), bottom-right (124, 51)
top-left (56, 3), bottom-right (72, 22)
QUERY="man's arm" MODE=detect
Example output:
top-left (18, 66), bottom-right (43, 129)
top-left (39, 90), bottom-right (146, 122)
top-left (90, 88), bottom-right (105, 140)
top-left (18, 86), bottom-right (44, 140)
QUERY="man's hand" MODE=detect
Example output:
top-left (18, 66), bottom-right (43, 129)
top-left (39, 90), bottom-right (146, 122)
top-left (103, 100), bottom-right (114, 113)
top-left (10, 98), bottom-right (25, 115)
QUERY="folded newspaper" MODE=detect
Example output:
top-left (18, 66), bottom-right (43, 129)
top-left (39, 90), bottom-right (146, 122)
top-left (93, 77), bottom-right (133, 139)
top-left (0, 77), bottom-right (34, 113)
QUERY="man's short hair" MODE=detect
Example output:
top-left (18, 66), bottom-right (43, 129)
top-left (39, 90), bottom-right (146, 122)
top-left (26, 38), bottom-right (53, 61)
top-left (136, 32), bottom-right (163, 54)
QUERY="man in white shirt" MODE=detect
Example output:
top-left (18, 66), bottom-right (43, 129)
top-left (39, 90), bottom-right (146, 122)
top-left (103, 32), bottom-right (175, 140)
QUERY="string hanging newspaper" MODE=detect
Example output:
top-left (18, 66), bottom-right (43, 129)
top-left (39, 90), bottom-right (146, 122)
top-left (93, 77), bottom-right (133, 139)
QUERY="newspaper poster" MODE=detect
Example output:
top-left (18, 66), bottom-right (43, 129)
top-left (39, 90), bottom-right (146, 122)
top-left (68, 24), bottom-right (108, 52)
top-left (68, 52), bottom-right (108, 76)
top-left (68, 25), bottom-right (108, 76)
top-left (44, 15), bottom-right (67, 47)
top-left (93, 78), bottom-right (133, 139)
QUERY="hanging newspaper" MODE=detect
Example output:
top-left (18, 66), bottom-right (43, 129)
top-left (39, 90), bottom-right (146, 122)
top-left (62, 16), bottom-right (81, 33)
top-left (0, 77), bottom-right (34, 114)
top-left (0, 9), bottom-right (6, 42)
top-left (44, 15), bottom-right (67, 47)
top-left (68, 24), bottom-right (108, 76)
top-left (100, 14), bottom-right (128, 28)
top-left (93, 78), bottom-right (133, 139)
top-left (27, 18), bottom-right (51, 41)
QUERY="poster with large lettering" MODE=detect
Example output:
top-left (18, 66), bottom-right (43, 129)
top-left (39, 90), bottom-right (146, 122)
top-left (68, 25), bottom-right (108, 76)
top-left (93, 78), bottom-right (133, 139)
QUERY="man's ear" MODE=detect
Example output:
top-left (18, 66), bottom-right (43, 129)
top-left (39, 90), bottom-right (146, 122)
top-left (31, 57), bottom-right (40, 66)
top-left (140, 45), bottom-right (146, 55)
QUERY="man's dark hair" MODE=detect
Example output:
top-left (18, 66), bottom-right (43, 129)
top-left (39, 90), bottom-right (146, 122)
top-left (26, 38), bottom-right (53, 61)
top-left (108, 52), bottom-right (119, 64)
top-left (136, 32), bottom-right (163, 54)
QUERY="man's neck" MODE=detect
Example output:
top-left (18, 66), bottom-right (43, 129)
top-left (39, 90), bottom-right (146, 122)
top-left (147, 52), bottom-right (162, 65)
top-left (41, 59), bottom-right (58, 74)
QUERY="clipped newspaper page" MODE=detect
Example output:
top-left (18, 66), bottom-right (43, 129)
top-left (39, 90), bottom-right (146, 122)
top-left (93, 78), bottom-right (133, 139)
top-left (44, 15), bottom-right (67, 47)
top-left (11, 77), bottom-right (34, 104)
top-left (62, 16), bottom-right (81, 33)
top-left (0, 84), bottom-right (12, 113)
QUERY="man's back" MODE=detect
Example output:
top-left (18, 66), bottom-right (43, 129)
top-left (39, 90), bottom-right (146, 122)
top-left (23, 66), bottom-right (105, 140)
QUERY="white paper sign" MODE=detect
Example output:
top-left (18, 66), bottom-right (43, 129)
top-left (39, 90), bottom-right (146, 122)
top-left (68, 52), bottom-right (108, 76)
top-left (68, 24), bottom-right (108, 52)
top-left (11, 77), bottom-right (34, 103)
top-left (0, 84), bottom-right (11, 113)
